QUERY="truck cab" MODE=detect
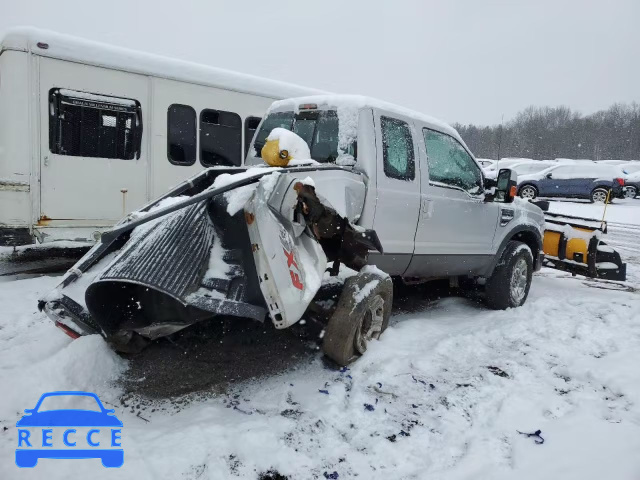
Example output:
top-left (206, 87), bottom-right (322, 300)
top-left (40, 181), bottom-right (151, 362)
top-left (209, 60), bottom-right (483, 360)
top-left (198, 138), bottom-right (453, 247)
top-left (246, 95), bottom-right (545, 282)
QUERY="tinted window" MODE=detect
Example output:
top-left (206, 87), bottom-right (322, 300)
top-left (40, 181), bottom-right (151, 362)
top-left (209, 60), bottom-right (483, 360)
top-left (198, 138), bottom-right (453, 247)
top-left (244, 116), bottom-right (262, 157)
top-left (167, 104), bottom-right (196, 166)
top-left (381, 116), bottom-right (414, 180)
top-left (424, 129), bottom-right (482, 194)
top-left (200, 109), bottom-right (242, 167)
top-left (49, 88), bottom-right (142, 160)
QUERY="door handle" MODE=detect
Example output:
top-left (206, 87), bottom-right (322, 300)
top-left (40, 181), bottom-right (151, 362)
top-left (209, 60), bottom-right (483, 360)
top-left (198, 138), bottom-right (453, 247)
top-left (43, 155), bottom-right (49, 167)
top-left (421, 198), bottom-right (433, 219)
top-left (500, 208), bottom-right (515, 226)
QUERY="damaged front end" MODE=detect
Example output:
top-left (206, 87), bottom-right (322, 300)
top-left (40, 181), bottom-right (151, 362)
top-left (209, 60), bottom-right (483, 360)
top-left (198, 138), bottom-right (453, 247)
top-left (39, 166), bottom-right (381, 353)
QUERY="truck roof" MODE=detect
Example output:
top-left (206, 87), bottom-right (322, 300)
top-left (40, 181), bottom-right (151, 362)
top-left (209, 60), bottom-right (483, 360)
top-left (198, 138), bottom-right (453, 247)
top-left (269, 94), bottom-right (465, 147)
top-left (0, 27), bottom-right (325, 100)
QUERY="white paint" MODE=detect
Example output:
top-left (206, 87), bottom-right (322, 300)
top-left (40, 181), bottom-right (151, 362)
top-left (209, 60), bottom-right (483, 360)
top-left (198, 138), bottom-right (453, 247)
top-left (0, 28), bottom-right (320, 244)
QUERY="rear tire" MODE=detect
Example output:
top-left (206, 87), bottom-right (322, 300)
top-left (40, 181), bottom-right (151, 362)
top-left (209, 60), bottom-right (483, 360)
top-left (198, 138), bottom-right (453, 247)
top-left (322, 270), bottom-right (393, 366)
top-left (591, 187), bottom-right (610, 203)
top-left (624, 186), bottom-right (637, 199)
top-left (519, 185), bottom-right (538, 200)
top-left (485, 241), bottom-right (533, 310)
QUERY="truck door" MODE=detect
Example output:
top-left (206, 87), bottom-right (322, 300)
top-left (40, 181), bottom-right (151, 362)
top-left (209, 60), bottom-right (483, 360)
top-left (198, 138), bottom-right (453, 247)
top-left (39, 58), bottom-right (148, 224)
top-left (405, 128), bottom-right (499, 277)
top-left (368, 113), bottom-right (421, 275)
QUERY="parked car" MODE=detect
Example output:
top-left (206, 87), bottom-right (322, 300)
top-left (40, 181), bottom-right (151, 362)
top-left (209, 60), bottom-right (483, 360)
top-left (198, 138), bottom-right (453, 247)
top-left (476, 158), bottom-right (496, 168)
top-left (624, 171), bottom-right (640, 199)
top-left (510, 161), bottom-right (555, 176)
top-left (41, 95), bottom-right (545, 366)
top-left (517, 164), bottom-right (625, 202)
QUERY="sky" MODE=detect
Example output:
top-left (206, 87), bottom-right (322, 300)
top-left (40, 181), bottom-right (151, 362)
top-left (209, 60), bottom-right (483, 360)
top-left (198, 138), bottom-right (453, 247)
top-left (1, 0), bottom-right (638, 126)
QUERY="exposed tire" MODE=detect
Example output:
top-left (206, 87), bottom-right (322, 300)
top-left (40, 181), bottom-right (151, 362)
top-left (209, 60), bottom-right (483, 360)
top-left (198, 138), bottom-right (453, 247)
top-left (485, 241), bottom-right (533, 310)
top-left (591, 187), bottom-right (610, 203)
top-left (519, 185), bottom-right (538, 200)
top-left (322, 270), bottom-right (393, 366)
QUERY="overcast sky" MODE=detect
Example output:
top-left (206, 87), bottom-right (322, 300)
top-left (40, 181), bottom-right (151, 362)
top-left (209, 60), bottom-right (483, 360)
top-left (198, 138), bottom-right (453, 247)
top-left (1, 0), bottom-right (638, 125)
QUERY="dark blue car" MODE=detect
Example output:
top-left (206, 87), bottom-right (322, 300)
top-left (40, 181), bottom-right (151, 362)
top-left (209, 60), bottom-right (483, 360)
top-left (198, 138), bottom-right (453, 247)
top-left (517, 164), bottom-right (625, 202)
top-left (16, 391), bottom-right (123, 468)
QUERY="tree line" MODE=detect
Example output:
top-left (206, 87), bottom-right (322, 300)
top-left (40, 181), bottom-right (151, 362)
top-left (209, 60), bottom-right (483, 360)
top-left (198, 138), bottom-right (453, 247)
top-left (454, 102), bottom-right (640, 161)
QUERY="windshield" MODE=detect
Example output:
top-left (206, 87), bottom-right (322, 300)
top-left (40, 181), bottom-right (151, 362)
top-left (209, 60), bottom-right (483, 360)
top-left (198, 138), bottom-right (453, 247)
top-left (37, 394), bottom-right (102, 412)
top-left (252, 110), bottom-right (355, 163)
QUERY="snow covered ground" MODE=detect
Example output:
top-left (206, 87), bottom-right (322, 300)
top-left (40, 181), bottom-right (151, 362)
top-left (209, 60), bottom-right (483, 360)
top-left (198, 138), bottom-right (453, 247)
top-left (1, 200), bottom-right (639, 479)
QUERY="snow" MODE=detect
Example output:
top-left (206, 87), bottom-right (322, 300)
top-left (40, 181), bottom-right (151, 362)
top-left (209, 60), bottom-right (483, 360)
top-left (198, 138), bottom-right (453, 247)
top-left (1, 200), bottom-right (639, 479)
top-left (2, 27), bottom-right (324, 100)
top-left (299, 176), bottom-right (315, 188)
top-left (225, 185), bottom-right (258, 216)
top-left (548, 199), bottom-right (640, 226)
top-left (266, 128), bottom-right (311, 161)
top-left (268, 95), bottom-right (467, 149)
top-left (224, 171), bottom-right (281, 216)
top-left (204, 237), bottom-right (230, 280)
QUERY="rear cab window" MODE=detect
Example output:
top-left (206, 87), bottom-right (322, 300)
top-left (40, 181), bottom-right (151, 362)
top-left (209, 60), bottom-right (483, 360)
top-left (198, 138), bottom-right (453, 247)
top-left (249, 109), bottom-right (356, 164)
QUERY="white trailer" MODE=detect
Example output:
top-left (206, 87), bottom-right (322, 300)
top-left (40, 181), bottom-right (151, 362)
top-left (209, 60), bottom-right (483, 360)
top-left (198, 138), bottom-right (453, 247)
top-left (0, 27), bottom-right (322, 247)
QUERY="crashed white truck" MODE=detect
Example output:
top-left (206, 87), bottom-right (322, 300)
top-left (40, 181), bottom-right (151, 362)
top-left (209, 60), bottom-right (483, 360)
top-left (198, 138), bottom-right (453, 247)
top-left (40, 95), bottom-right (545, 366)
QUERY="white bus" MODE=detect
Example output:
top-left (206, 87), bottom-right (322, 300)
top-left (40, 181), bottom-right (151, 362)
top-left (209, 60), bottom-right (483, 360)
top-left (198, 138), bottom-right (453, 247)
top-left (0, 27), bottom-right (322, 247)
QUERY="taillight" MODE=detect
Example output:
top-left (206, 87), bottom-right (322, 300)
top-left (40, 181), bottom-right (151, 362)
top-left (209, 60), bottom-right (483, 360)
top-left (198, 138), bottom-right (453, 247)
top-left (55, 321), bottom-right (81, 339)
top-left (616, 178), bottom-right (624, 186)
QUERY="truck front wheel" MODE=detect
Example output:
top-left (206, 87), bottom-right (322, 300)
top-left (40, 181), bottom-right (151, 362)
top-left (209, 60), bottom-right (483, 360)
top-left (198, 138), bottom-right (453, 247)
top-left (485, 241), bottom-right (533, 310)
top-left (322, 270), bottom-right (393, 366)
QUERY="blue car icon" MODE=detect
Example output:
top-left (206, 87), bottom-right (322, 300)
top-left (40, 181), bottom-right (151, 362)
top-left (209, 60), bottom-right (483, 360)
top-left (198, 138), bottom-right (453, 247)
top-left (16, 391), bottom-right (123, 468)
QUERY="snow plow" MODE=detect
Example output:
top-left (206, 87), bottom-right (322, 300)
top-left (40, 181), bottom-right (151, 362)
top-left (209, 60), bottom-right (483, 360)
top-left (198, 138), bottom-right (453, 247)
top-left (539, 207), bottom-right (626, 281)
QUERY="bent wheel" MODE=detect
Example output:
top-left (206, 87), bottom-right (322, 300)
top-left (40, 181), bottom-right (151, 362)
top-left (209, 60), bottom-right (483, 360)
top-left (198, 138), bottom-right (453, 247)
top-left (322, 270), bottom-right (393, 366)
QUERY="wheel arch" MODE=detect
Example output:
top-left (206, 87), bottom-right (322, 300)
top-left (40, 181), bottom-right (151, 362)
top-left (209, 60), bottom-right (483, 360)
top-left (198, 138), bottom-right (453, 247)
top-left (486, 225), bottom-right (542, 277)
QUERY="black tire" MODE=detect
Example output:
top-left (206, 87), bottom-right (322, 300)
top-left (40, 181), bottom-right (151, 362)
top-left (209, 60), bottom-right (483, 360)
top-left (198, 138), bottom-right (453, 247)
top-left (322, 270), bottom-right (393, 366)
top-left (485, 241), bottom-right (533, 310)
top-left (519, 184), bottom-right (538, 200)
top-left (590, 187), bottom-right (610, 203)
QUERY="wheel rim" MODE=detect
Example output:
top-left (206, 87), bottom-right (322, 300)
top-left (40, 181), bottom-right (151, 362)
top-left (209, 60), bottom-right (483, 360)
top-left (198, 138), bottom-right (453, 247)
top-left (592, 190), bottom-right (608, 203)
top-left (625, 187), bottom-right (636, 199)
top-left (520, 186), bottom-right (536, 199)
top-left (510, 258), bottom-right (528, 304)
top-left (354, 294), bottom-right (385, 355)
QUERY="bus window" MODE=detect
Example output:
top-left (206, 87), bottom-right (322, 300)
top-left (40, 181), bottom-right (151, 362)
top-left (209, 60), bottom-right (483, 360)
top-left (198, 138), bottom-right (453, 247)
top-left (167, 104), bottom-right (197, 166)
top-left (200, 109), bottom-right (242, 167)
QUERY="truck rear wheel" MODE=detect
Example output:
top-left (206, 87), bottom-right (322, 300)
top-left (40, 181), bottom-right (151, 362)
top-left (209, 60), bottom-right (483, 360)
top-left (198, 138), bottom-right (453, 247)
top-left (322, 270), bottom-right (393, 366)
top-left (485, 241), bottom-right (533, 310)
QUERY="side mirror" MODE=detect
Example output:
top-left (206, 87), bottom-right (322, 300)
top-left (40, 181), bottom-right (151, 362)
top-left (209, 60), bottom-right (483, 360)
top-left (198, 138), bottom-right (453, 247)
top-left (545, 172), bottom-right (553, 179)
top-left (496, 168), bottom-right (518, 203)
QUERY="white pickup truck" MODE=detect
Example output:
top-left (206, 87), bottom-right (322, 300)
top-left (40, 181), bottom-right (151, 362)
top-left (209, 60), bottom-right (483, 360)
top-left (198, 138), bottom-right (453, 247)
top-left (40, 95), bottom-right (545, 366)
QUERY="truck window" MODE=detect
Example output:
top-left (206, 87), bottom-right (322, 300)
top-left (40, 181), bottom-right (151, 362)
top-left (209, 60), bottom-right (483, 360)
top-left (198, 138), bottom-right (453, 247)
top-left (244, 116), bottom-right (262, 157)
top-left (49, 88), bottom-right (142, 160)
top-left (252, 110), bottom-right (355, 164)
top-left (423, 129), bottom-right (482, 194)
top-left (200, 109), bottom-right (242, 167)
top-left (381, 116), bottom-right (415, 181)
top-left (167, 104), bottom-right (197, 166)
